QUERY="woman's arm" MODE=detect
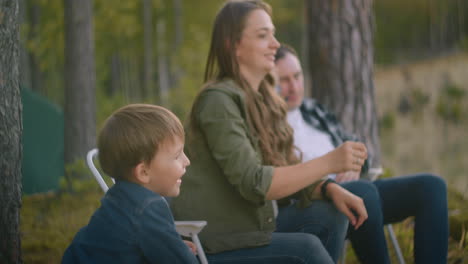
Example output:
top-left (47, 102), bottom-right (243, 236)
top-left (194, 86), bottom-right (366, 204)
top-left (266, 141), bottom-right (367, 200)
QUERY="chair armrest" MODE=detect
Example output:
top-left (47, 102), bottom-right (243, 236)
top-left (174, 221), bottom-right (207, 237)
top-left (368, 167), bottom-right (384, 181)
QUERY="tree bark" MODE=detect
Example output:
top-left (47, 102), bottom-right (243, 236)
top-left (156, 16), bottom-right (169, 106)
top-left (173, 0), bottom-right (183, 48)
top-left (0, 0), bottom-right (23, 262)
top-left (305, 0), bottom-right (381, 168)
top-left (64, 0), bottom-right (96, 164)
top-left (26, 0), bottom-right (42, 93)
top-left (109, 53), bottom-right (120, 96)
top-left (170, 0), bottom-right (183, 89)
top-left (143, 0), bottom-right (154, 98)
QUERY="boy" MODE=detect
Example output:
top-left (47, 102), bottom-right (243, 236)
top-left (62, 104), bottom-right (198, 263)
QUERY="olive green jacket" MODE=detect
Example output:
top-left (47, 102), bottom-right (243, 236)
top-left (171, 79), bottom-right (320, 254)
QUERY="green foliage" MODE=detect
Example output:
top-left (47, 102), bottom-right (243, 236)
top-left (397, 86), bottom-right (431, 122)
top-left (379, 167), bottom-right (394, 179)
top-left (436, 83), bottom-right (467, 123)
top-left (21, 183), bottom-right (102, 263)
top-left (21, 181), bottom-right (468, 263)
top-left (379, 111), bottom-right (396, 131)
top-left (96, 90), bottom-right (128, 129)
top-left (374, 0), bottom-right (468, 64)
top-left (461, 36), bottom-right (468, 51)
top-left (448, 185), bottom-right (468, 245)
top-left (267, 0), bottom-right (303, 53)
top-left (20, 0), bottom-right (468, 117)
top-left (22, 0), bottom-right (65, 104)
top-left (410, 88), bottom-right (431, 109)
top-left (169, 77), bottom-right (201, 121)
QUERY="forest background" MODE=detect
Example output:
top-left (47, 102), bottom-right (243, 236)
top-left (17, 0), bottom-right (468, 263)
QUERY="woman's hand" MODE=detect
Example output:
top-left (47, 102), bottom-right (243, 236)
top-left (327, 183), bottom-right (368, 230)
top-left (336, 171), bottom-right (360, 183)
top-left (326, 141), bottom-right (367, 173)
top-left (183, 240), bottom-right (197, 255)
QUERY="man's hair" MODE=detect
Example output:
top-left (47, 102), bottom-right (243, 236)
top-left (274, 43), bottom-right (298, 62)
top-left (97, 104), bottom-right (184, 180)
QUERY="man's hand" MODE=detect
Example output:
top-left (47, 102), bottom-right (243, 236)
top-left (183, 240), bottom-right (197, 255)
top-left (327, 183), bottom-right (368, 230)
top-left (336, 171), bottom-right (360, 183)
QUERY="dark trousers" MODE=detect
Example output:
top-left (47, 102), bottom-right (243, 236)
top-left (206, 200), bottom-right (348, 264)
top-left (341, 173), bottom-right (448, 264)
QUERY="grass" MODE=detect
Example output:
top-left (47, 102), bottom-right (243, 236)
top-left (20, 178), bottom-right (468, 263)
top-left (21, 180), bottom-right (102, 263)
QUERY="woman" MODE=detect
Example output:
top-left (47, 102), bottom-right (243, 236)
top-left (172, 1), bottom-right (368, 263)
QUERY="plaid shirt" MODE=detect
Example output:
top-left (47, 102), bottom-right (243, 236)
top-left (299, 98), bottom-right (370, 178)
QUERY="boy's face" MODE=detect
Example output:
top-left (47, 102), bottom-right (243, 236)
top-left (141, 136), bottom-right (190, 197)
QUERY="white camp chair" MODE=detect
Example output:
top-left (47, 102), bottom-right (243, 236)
top-left (339, 167), bottom-right (406, 264)
top-left (86, 148), bottom-right (209, 264)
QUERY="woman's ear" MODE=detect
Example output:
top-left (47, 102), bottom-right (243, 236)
top-left (133, 162), bottom-right (150, 184)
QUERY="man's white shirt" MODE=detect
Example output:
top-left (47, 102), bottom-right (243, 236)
top-left (287, 108), bottom-right (336, 179)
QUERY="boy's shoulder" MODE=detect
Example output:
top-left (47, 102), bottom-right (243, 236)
top-left (107, 180), bottom-right (167, 205)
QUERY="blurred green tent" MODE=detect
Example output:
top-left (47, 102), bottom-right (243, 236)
top-left (22, 88), bottom-right (63, 194)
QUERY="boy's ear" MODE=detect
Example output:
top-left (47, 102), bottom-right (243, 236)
top-left (133, 162), bottom-right (150, 184)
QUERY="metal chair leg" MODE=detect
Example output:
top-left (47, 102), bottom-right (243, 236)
top-left (386, 224), bottom-right (406, 264)
top-left (339, 239), bottom-right (349, 264)
top-left (192, 233), bottom-right (208, 264)
top-left (340, 225), bottom-right (405, 264)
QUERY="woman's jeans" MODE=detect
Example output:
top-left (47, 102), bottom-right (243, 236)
top-left (206, 200), bottom-right (348, 263)
top-left (341, 173), bottom-right (448, 264)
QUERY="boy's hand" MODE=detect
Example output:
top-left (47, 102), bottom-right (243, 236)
top-left (183, 240), bottom-right (197, 255)
top-left (327, 183), bottom-right (368, 230)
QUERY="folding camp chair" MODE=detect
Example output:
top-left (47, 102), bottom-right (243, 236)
top-left (86, 148), bottom-right (209, 264)
top-left (339, 167), bottom-right (406, 264)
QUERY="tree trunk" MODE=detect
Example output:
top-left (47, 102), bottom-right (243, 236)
top-left (173, 0), bottom-right (183, 48)
top-left (64, 0), bottom-right (96, 164)
top-left (170, 0), bottom-right (183, 89)
top-left (156, 16), bottom-right (170, 106)
top-left (143, 0), bottom-right (154, 99)
top-left (0, 0), bottom-right (23, 262)
top-left (305, 0), bottom-right (381, 168)
top-left (25, 0), bottom-right (43, 93)
top-left (109, 53), bottom-right (120, 96)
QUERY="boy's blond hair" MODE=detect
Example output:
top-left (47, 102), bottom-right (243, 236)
top-left (97, 104), bottom-right (184, 180)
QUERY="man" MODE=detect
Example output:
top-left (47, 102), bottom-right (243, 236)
top-left (274, 44), bottom-right (449, 264)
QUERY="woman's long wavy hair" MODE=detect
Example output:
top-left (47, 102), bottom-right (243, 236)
top-left (189, 0), bottom-right (299, 166)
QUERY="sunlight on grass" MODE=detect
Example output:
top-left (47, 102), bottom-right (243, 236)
top-left (21, 181), bottom-right (103, 263)
top-left (21, 179), bottom-right (467, 263)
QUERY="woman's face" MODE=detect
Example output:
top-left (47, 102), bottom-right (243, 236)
top-left (235, 9), bottom-right (280, 77)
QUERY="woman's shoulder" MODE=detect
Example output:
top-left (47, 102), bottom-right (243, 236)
top-left (193, 79), bottom-right (247, 118)
top-left (203, 79), bottom-right (243, 96)
top-left (197, 79), bottom-right (245, 105)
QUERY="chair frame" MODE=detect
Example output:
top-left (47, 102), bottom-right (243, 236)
top-left (86, 148), bottom-right (208, 264)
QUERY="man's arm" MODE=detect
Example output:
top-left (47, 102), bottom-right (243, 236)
top-left (303, 100), bottom-right (370, 178)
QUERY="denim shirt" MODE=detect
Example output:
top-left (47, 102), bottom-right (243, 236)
top-left (62, 180), bottom-right (198, 264)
